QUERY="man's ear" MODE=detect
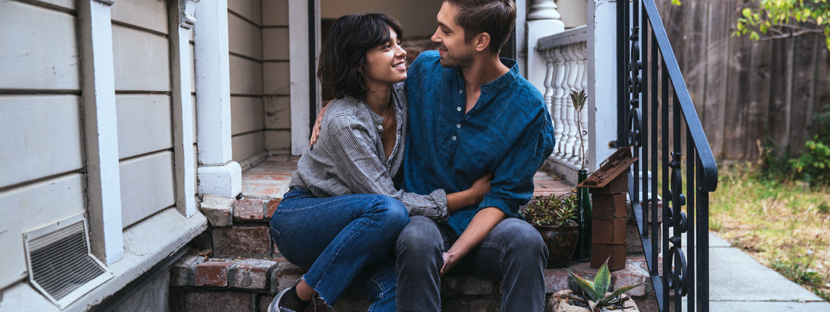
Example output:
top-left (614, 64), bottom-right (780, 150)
top-left (474, 32), bottom-right (491, 52)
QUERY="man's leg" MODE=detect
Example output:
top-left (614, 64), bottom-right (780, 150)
top-left (395, 216), bottom-right (448, 312)
top-left (460, 218), bottom-right (548, 312)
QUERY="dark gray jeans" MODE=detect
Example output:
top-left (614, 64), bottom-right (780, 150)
top-left (395, 216), bottom-right (548, 312)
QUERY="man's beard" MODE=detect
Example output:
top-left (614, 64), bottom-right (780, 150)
top-left (438, 47), bottom-right (474, 69)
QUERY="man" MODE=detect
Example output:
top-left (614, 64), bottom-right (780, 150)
top-left (395, 0), bottom-right (554, 311)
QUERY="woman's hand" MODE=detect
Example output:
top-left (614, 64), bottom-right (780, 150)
top-left (446, 174), bottom-right (492, 212)
top-left (468, 174), bottom-right (492, 204)
top-left (309, 104), bottom-right (329, 146)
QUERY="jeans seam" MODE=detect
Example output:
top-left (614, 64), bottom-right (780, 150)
top-left (269, 226), bottom-right (295, 264)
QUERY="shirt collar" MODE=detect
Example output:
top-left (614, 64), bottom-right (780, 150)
top-left (452, 57), bottom-right (520, 93)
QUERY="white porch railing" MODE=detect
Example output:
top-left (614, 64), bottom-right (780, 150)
top-left (537, 26), bottom-right (588, 183)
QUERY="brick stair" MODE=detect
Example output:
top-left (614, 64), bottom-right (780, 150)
top-left (169, 156), bottom-right (658, 312)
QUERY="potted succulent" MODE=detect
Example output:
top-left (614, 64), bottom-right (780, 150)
top-left (550, 259), bottom-right (642, 312)
top-left (522, 192), bottom-right (579, 268)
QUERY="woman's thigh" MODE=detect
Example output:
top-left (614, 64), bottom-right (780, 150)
top-left (269, 189), bottom-right (403, 267)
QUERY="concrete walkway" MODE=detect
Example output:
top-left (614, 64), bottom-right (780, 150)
top-left (681, 233), bottom-right (830, 311)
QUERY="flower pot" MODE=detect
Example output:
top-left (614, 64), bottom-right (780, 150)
top-left (549, 290), bottom-right (639, 312)
top-left (534, 223), bottom-right (578, 269)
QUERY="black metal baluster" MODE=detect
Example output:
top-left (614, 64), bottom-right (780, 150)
top-left (661, 58), bottom-right (670, 311)
top-left (687, 129), bottom-right (696, 312)
top-left (650, 27), bottom-right (660, 280)
top-left (697, 157), bottom-right (710, 312)
top-left (641, 6), bottom-right (650, 238)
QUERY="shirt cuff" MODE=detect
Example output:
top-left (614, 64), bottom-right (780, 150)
top-left (478, 195), bottom-right (520, 219)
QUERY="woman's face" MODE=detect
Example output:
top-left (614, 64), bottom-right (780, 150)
top-left (364, 27), bottom-right (407, 90)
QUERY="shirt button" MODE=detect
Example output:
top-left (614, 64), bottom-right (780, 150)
top-left (451, 136), bottom-right (457, 141)
top-left (377, 125), bottom-right (383, 131)
top-left (456, 124), bottom-right (461, 128)
top-left (458, 89), bottom-right (463, 94)
top-left (457, 107), bottom-right (462, 112)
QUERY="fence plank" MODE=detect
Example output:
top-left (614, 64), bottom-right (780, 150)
top-left (683, 0), bottom-right (708, 121)
top-left (788, 34), bottom-right (819, 156)
top-left (723, 26), bottom-right (752, 160)
top-left (744, 40), bottom-right (773, 161)
top-left (767, 37), bottom-right (794, 157)
top-left (702, 0), bottom-right (732, 160)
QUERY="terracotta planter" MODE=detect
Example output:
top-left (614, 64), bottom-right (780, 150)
top-left (549, 290), bottom-right (639, 312)
top-left (534, 224), bottom-right (578, 268)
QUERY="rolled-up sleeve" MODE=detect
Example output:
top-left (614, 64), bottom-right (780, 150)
top-left (477, 109), bottom-right (554, 218)
top-left (324, 115), bottom-right (450, 222)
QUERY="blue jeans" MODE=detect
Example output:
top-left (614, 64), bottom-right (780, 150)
top-left (270, 188), bottom-right (409, 311)
top-left (396, 216), bottom-right (548, 312)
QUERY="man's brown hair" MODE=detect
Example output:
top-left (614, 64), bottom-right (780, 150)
top-left (445, 0), bottom-right (516, 54)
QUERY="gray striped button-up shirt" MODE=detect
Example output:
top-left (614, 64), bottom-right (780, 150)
top-left (289, 82), bottom-right (449, 221)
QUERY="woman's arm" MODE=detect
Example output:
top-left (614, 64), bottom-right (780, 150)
top-left (446, 174), bottom-right (492, 212)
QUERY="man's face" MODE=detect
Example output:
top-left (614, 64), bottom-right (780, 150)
top-left (432, 2), bottom-right (475, 69)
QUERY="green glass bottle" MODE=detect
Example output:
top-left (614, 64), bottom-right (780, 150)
top-left (572, 169), bottom-right (593, 262)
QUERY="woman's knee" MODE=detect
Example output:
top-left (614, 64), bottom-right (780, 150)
top-left (369, 195), bottom-right (410, 230)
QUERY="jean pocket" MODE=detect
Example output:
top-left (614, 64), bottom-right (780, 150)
top-left (270, 227), bottom-right (295, 264)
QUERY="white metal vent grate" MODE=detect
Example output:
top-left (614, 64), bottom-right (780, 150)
top-left (24, 213), bottom-right (113, 309)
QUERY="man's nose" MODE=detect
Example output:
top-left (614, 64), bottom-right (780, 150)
top-left (431, 29), bottom-right (441, 43)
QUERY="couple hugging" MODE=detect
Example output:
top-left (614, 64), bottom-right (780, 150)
top-left (269, 0), bottom-right (555, 311)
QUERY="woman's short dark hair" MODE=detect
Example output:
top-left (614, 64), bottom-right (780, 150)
top-left (317, 13), bottom-right (404, 99)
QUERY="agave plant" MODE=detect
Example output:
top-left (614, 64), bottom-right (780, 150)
top-left (523, 192), bottom-right (578, 227)
top-left (567, 258), bottom-right (643, 311)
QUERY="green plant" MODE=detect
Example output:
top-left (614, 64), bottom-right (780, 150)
top-left (734, 0), bottom-right (830, 50)
top-left (570, 90), bottom-right (588, 170)
top-left (523, 192), bottom-right (578, 227)
top-left (567, 259), bottom-right (644, 312)
top-left (789, 104), bottom-right (830, 186)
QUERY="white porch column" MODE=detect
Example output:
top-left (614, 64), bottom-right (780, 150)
top-left (170, 0), bottom-right (198, 216)
top-left (587, 0), bottom-right (618, 171)
top-left (78, 0), bottom-right (124, 265)
top-left (526, 0), bottom-right (564, 93)
top-left (194, 0), bottom-right (241, 197)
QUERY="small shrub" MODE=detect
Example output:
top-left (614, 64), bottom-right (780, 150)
top-left (523, 192), bottom-right (578, 227)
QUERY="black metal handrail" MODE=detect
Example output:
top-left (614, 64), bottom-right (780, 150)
top-left (618, 1), bottom-right (719, 311)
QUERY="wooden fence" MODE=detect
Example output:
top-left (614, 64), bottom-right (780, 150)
top-left (655, 0), bottom-right (830, 161)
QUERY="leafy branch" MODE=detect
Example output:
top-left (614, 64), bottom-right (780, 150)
top-left (734, 0), bottom-right (830, 50)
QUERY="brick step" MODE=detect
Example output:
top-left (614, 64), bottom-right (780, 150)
top-left (169, 252), bottom-right (656, 312)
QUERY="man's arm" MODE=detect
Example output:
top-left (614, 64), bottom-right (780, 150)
top-left (440, 207), bottom-right (505, 275)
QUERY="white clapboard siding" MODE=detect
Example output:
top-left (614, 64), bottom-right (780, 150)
top-left (111, 0), bottom-right (168, 35)
top-left (263, 28), bottom-right (289, 61)
top-left (0, 1), bottom-right (79, 90)
top-left (230, 55), bottom-right (263, 95)
top-left (119, 151), bottom-right (175, 228)
top-left (228, 0), bottom-right (262, 26)
top-left (112, 25), bottom-right (171, 91)
top-left (191, 95), bottom-right (197, 144)
top-left (264, 95), bottom-right (290, 129)
top-left (116, 95), bottom-right (173, 158)
top-left (0, 174), bottom-right (86, 290)
top-left (263, 62), bottom-right (290, 95)
top-left (262, 0), bottom-right (288, 26)
top-left (231, 96), bottom-right (265, 135)
top-left (265, 129), bottom-right (291, 151)
top-left (0, 96), bottom-right (83, 188)
top-left (228, 13), bottom-right (263, 60)
top-left (31, 0), bottom-right (75, 11)
top-left (232, 131), bottom-right (265, 162)
top-left (190, 43), bottom-right (196, 93)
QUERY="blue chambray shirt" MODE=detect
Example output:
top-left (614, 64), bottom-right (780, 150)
top-left (401, 51), bottom-right (555, 235)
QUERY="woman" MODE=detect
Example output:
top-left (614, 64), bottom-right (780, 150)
top-left (268, 13), bottom-right (491, 312)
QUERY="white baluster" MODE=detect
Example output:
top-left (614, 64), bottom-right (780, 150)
top-left (528, 0), bottom-right (561, 20)
top-left (526, 0), bottom-right (563, 93)
top-left (564, 45), bottom-right (579, 161)
top-left (551, 48), bottom-right (566, 158)
top-left (569, 44), bottom-right (587, 164)
top-left (556, 46), bottom-right (571, 157)
top-left (543, 49), bottom-right (555, 115)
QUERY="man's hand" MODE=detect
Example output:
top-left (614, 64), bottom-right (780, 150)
top-left (309, 104), bottom-right (329, 146)
top-left (441, 207), bottom-right (506, 275)
top-left (440, 251), bottom-right (460, 276)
